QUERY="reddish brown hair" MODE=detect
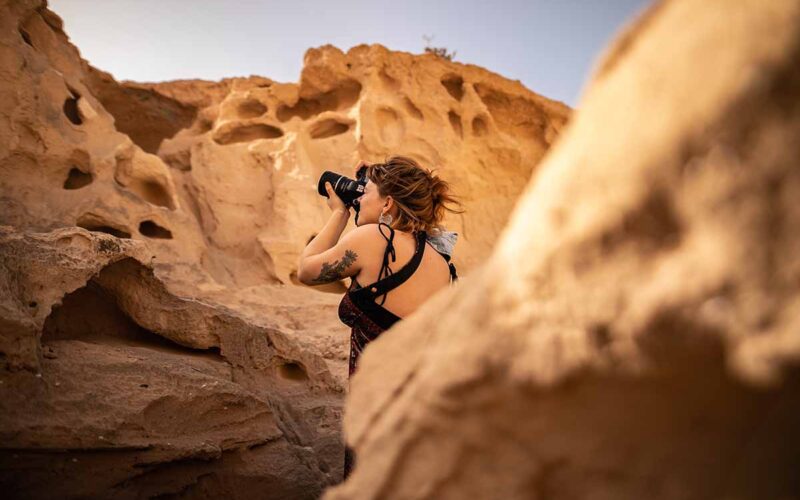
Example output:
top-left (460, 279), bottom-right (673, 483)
top-left (367, 156), bottom-right (464, 233)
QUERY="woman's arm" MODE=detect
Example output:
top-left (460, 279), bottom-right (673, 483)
top-left (298, 183), bottom-right (361, 285)
top-left (301, 208), bottom-right (350, 259)
top-left (299, 212), bottom-right (373, 284)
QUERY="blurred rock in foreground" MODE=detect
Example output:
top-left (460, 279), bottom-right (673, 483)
top-left (328, 0), bottom-right (800, 498)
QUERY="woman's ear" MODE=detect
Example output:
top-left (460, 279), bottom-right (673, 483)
top-left (384, 196), bottom-right (401, 218)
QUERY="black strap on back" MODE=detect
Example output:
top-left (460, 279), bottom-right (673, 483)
top-left (366, 223), bottom-right (427, 306)
top-left (376, 223), bottom-right (397, 291)
top-left (442, 254), bottom-right (458, 282)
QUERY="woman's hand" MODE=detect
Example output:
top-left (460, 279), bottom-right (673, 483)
top-left (324, 182), bottom-right (349, 215)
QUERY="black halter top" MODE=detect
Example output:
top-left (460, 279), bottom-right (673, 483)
top-left (342, 225), bottom-right (426, 327)
top-left (338, 222), bottom-right (458, 376)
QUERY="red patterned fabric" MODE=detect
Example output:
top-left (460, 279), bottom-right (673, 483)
top-left (338, 291), bottom-right (395, 479)
top-left (338, 292), bottom-right (392, 377)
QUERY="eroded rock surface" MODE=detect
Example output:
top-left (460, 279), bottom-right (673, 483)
top-left (328, 0), bottom-right (800, 498)
top-left (1, 0), bottom-right (570, 290)
top-left (0, 0), bottom-right (570, 497)
top-left (147, 43), bottom-right (569, 285)
top-left (0, 227), bottom-right (343, 498)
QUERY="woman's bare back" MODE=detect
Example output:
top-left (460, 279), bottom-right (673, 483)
top-left (353, 227), bottom-right (451, 318)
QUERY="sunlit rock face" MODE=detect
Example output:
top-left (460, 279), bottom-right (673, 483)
top-left (327, 0), bottom-right (800, 499)
top-left (146, 43), bottom-right (569, 286)
top-left (2, 2), bottom-right (569, 288)
top-left (0, 0), bottom-right (569, 497)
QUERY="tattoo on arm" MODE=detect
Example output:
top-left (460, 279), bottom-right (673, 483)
top-left (311, 250), bottom-right (358, 284)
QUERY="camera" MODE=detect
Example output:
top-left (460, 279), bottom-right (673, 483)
top-left (317, 166), bottom-right (368, 208)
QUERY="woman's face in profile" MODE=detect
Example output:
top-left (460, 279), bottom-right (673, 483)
top-left (355, 180), bottom-right (385, 226)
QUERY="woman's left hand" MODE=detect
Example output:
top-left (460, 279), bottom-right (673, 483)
top-left (324, 182), bottom-right (349, 215)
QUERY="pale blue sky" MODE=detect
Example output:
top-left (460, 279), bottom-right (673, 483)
top-left (49, 0), bottom-right (651, 106)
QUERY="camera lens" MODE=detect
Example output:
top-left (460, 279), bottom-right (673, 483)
top-left (317, 171), bottom-right (365, 207)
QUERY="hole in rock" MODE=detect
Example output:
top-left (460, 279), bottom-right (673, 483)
top-left (236, 99), bottom-right (267, 119)
top-left (636, 309), bottom-right (726, 373)
top-left (278, 362), bottom-right (308, 381)
top-left (379, 68), bottom-right (400, 90)
top-left (276, 79), bottom-right (362, 122)
top-left (213, 123), bottom-right (284, 145)
top-left (472, 115), bottom-right (488, 136)
top-left (140, 384), bottom-right (149, 388)
top-left (87, 83), bottom-right (197, 154)
top-left (28, 301), bottom-right (37, 308)
top-left (77, 221), bottom-right (131, 239)
top-left (448, 111), bottom-right (463, 139)
top-left (42, 276), bottom-right (192, 352)
top-left (441, 75), bottom-right (464, 101)
top-left (403, 97), bottom-right (423, 120)
top-left (309, 119), bottom-right (350, 139)
top-left (63, 88), bottom-right (82, 125)
top-left (474, 83), bottom-right (556, 143)
top-left (42, 280), bottom-right (155, 345)
top-left (589, 323), bottom-right (612, 350)
top-left (195, 118), bottom-right (213, 134)
top-left (19, 28), bottom-right (33, 47)
top-left (129, 179), bottom-right (175, 209)
top-left (139, 220), bottom-right (173, 239)
top-left (63, 167), bottom-right (93, 190)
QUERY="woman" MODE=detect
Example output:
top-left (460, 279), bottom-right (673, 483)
top-left (297, 155), bottom-right (463, 478)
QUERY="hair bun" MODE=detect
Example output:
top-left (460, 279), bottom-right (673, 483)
top-left (370, 155), bottom-right (464, 232)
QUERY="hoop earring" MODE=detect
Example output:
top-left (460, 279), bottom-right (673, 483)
top-left (378, 213), bottom-right (393, 225)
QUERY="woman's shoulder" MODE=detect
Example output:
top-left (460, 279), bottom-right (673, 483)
top-left (348, 224), bottom-right (416, 251)
top-left (348, 223), bottom-right (384, 239)
top-left (350, 223), bottom-right (414, 239)
top-left (343, 224), bottom-right (390, 248)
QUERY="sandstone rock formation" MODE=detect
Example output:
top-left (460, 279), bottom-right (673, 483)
top-left (136, 42), bottom-right (570, 285)
top-left (326, 0), bottom-right (800, 498)
top-left (0, 226), bottom-right (341, 498)
top-left (0, 0), bottom-right (569, 497)
top-left (2, 0), bottom-right (568, 286)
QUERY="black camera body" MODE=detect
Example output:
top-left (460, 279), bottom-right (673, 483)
top-left (317, 166), bottom-right (368, 208)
